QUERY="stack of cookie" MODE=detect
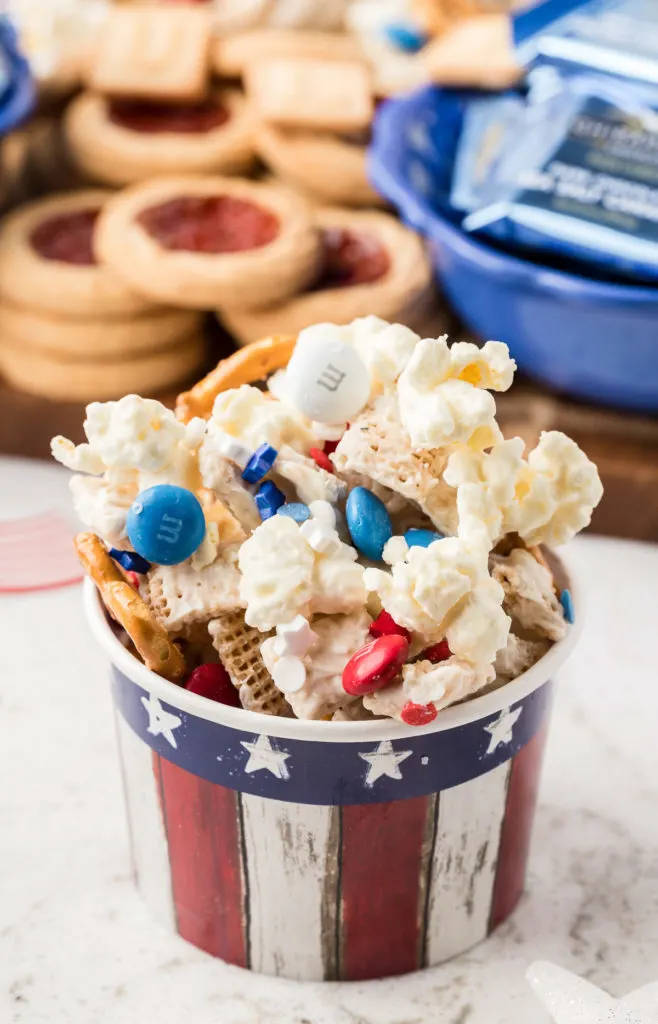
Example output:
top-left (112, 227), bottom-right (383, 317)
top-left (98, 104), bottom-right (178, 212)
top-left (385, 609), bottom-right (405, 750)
top-left (0, 1), bottom-right (446, 404)
top-left (0, 190), bottom-right (205, 401)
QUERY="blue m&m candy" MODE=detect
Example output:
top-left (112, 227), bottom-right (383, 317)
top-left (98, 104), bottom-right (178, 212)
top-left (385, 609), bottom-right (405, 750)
top-left (277, 502), bottom-right (311, 524)
top-left (404, 528), bottom-right (443, 549)
top-left (242, 443), bottom-right (278, 484)
top-left (346, 487), bottom-right (392, 561)
top-left (255, 480), bottom-right (286, 521)
top-left (126, 484), bottom-right (206, 566)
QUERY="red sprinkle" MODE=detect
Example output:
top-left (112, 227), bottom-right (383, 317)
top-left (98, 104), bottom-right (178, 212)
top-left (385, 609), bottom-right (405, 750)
top-left (125, 571), bottom-right (140, 589)
top-left (421, 639), bottom-right (452, 663)
top-left (309, 447), bottom-right (335, 473)
top-left (401, 701), bottom-right (438, 726)
top-left (369, 610), bottom-right (412, 642)
top-left (323, 439), bottom-right (341, 455)
top-left (342, 634), bottom-right (409, 696)
top-left (186, 663), bottom-right (241, 707)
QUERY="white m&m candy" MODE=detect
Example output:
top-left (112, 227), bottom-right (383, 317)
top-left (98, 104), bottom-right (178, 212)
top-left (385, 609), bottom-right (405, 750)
top-left (284, 328), bottom-right (370, 424)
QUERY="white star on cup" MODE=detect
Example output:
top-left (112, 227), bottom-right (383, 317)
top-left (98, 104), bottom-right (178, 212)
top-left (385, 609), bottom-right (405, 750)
top-left (527, 961), bottom-right (658, 1023)
top-left (359, 740), bottom-right (412, 787)
top-left (241, 734), bottom-right (291, 780)
top-left (484, 706), bottom-right (522, 755)
top-left (140, 693), bottom-right (182, 749)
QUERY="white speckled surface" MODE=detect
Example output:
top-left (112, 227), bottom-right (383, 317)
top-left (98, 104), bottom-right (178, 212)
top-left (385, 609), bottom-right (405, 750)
top-left (1, 458), bottom-right (658, 1024)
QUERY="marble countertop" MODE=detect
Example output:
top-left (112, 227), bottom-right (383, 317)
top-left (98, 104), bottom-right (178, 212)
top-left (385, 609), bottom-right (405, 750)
top-left (2, 457), bottom-right (658, 1024)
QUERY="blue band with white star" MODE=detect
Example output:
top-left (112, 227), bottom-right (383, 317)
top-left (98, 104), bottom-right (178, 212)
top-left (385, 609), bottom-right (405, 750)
top-left (112, 668), bottom-right (554, 806)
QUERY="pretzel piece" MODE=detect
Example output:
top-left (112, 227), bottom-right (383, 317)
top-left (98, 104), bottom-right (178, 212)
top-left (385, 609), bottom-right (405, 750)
top-left (176, 334), bottom-right (296, 422)
top-left (76, 532), bottom-right (186, 682)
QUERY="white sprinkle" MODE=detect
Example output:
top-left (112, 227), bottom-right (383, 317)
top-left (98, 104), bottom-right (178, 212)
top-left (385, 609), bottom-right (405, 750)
top-left (273, 615), bottom-right (318, 658)
top-left (300, 519), bottom-right (342, 556)
top-left (272, 656), bottom-right (307, 694)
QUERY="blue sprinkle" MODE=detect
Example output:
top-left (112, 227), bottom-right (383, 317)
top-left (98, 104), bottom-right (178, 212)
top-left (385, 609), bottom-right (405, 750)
top-left (109, 548), bottom-right (151, 574)
top-left (277, 502), bottom-right (311, 524)
top-left (382, 21), bottom-right (428, 53)
top-left (255, 480), bottom-right (286, 521)
top-left (242, 443), bottom-right (278, 484)
top-left (404, 528), bottom-right (444, 548)
top-left (346, 487), bottom-right (393, 561)
top-left (560, 588), bottom-right (575, 624)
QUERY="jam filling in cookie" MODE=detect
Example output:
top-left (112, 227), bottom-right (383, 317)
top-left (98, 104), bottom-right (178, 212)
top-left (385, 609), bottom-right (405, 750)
top-left (108, 99), bottom-right (231, 135)
top-left (137, 196), bottom-right (280, 254)
top-left (309, 228), bottom-right (390, 290)
top-left (30, 209), bottom-right (100, 265)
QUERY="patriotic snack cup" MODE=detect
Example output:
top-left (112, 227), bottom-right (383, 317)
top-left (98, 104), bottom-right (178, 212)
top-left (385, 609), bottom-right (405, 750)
top-left (85, 559), bottom-right (581, 982)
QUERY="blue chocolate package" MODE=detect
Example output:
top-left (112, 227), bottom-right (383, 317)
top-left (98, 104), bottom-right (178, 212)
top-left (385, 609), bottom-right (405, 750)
top-left (463, 75), bottom-right (658, 281)
top-left (450, 93), bottom-right (526, 213)
top-left (514, 0), bottom-right (658, 90)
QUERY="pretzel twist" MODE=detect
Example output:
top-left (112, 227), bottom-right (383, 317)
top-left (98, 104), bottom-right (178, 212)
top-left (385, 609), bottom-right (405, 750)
top-left (75, 532), bottom-right (186, 682)
top-left (175, 334), bottom-right (297, 422)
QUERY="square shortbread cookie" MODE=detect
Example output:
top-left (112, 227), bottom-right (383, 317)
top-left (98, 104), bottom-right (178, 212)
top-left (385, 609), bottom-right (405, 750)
top-left (246, 57), bottom-right (374, 133)
top-left (89, 6), bottom-right (212, 100)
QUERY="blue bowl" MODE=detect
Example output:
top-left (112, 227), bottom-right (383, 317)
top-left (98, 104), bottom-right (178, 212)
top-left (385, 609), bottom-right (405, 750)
top-left (369, 85), bottom-right (658, 412)
top-left (0, 17), bottom-right (35, 139)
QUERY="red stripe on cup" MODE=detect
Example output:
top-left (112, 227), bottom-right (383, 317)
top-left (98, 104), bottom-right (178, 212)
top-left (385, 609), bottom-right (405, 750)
top-left (156, 757), bottom-right (248, 966)
top-left (488, 722), bottom-right (550, 931)
top-left (340, 797), bottom-right (429, 980)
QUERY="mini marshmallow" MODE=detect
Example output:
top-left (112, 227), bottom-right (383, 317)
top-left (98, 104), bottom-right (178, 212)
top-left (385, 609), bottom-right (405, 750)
top-left (271, 656), bottom-right (307, 694)
top-left (284, 326), bottom-right (371, 424)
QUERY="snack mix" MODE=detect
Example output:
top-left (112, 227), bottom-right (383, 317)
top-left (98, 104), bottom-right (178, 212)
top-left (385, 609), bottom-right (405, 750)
top-left (53, 318), bottom-right (603, 726)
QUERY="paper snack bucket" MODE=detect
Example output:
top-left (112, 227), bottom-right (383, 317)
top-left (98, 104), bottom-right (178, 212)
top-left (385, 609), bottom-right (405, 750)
top-left (85, 560), bottom-right (580, 982)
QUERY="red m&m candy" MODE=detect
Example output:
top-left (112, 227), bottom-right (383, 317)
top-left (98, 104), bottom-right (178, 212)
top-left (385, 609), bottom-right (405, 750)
top-left (401, 701), bottom-right (438, 726)
top-left (186, 663), bottom-right (241, 707)
top-left (421, 639), bottom-right (451, 663)
top-left (342, 634), bottom-right (409, 696)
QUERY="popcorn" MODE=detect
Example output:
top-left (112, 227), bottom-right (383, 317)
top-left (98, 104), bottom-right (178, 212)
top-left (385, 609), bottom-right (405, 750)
top-left (208, 385), bottom-right (315, 455)
top-left (347, 316), bottom-right (421, 395)
top-left (363, 536), bottom-right (510, 667)
top-left (510, 431), bottom-right (604, 547)
top-left (445, 438), bottom-right (526, 549)
top-left (68, 472), bottom-right (136, 547)
top-left (448, 340), bottom-right (516, 392)
top-left (239, 516), bottom-right (315, 631)
top-left (52, 397), bottom-right (207, 548)
top-left (445, 432), bottom-right (603, 549)
top-left (54, 396), bottom-right (205, 480)
top-left (238, 515), bottom-right (366, 631)
top-left (397, 338), bottom-right (505, 452)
